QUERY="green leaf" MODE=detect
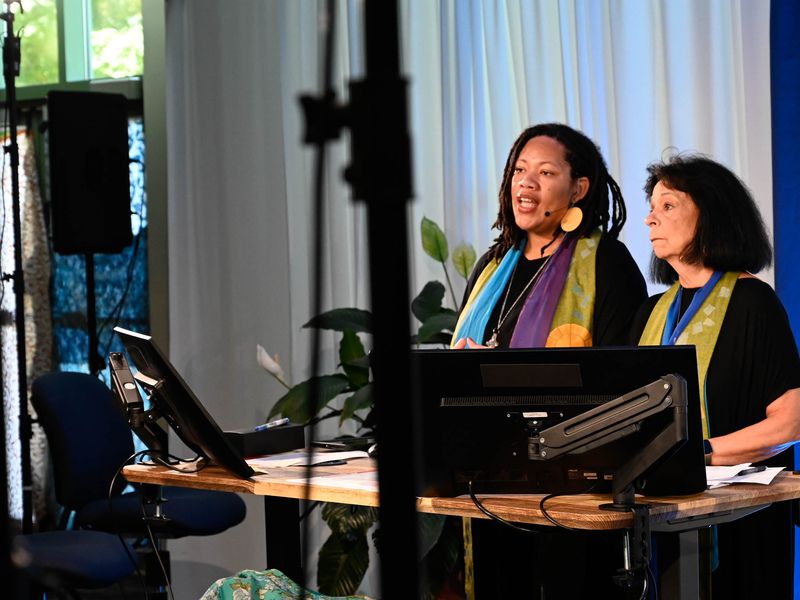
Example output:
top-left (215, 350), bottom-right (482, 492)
top-left (417, 513), bottom-right (447, 559)
top-left (418, 310), bottom-right (457, 343)
top-left (304, 308), bottom-right (373, 334)
top-left (416, 331), bottom-right (454, 346)
top-left (322, 502), bottom-right (380, 535)
top-left (266, 393), bottom-right (291, 421)
top-left (412, 280), bottom-right (446, 323)
top-left (419, 516), bottom-right (464, 599)
top-left (453, 242), bottom-right (477, 279)
top-left (339, 330), bottom-right (369, 387)
top-left (317, 503), bottom-right (379, 595)
top-left (341, 383), bottom-right (374, 423)
top-left (269, 375), bottom-right (350, 423)
top-left (317, 530), bottom-right (370, 596)
top-left (421, 217), bottom-right (449, 263)
top-left (344, 355), bottom-right (371, 369)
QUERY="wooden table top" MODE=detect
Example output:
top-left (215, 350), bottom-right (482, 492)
top-left (123, 460), bottom-right (800, 531)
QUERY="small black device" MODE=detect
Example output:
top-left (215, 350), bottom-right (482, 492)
top-left (311, 436), bottom-right (376, 451)
top-left (108, 351), bottom-right (169, 460)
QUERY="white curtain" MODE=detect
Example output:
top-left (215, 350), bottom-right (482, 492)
top-left (164, 2), bottom-right (771, 598)
top-left (405, 0), bottom-right (772, 297)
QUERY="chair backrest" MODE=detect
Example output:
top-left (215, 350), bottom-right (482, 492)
top-left (31, 372), bottom-right (135, 511)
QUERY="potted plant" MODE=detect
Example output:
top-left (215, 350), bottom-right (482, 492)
top-left (258, 218), bottom-right (475, 597)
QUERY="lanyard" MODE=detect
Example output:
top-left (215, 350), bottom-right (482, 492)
top-left (661, 271), bottom-right (723, 346)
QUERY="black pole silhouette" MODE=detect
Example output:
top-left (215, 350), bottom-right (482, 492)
top-left (300, 1), bottom-right (420, 596)
top-left (1, 1), bottom-right (32, 535)
top-left (354, 3), bottom-right (421, 597)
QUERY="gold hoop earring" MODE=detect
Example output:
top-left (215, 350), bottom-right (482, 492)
top-left (560, 205), bottom-right (583, 233)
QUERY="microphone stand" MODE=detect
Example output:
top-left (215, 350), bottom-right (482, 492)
top-left (300, 2), bottom-right (420, 597)
top-left (0, 1), bottom-right (32, 534)
top-left (354, 5), bottom-right (420, 598)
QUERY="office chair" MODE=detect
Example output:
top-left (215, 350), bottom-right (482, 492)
top-left (13, 530), bottom-right (138, 600)
top-left (30, 372), bottom-right (248, 590)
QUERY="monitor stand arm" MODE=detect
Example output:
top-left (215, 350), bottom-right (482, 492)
top-left (536, 374), bottom-right (688, 472)
top-left (536, 374), bottom-right (689, 506)
top-left (537, 374), bottom-right (690, 591)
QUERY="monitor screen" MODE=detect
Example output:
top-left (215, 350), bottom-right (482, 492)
top-left (408, 345), bottom-right (706, 498)
top-left (113, 326), bottom-right (255, 479)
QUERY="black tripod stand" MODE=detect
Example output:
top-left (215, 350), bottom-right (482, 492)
top-left (0, 0), bottom-right (32, 537)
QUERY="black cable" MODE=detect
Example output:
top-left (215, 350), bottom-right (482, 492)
top-left (640, 563), bottom-right (656, 600)
top-left (106, 449), bottom-right (156, 600)
top-left (108, 449), bottom-right (205, 600)
top-left (300, 0), bottom-right (336, 594)
top-left (538, 486), bottom-right (598, 531)
top-left (98, 227), bottom-right (142, 359)
top-left (298, 500), bottom-right (323, 523)
top-left (0, 100), bottom-right (8, 311)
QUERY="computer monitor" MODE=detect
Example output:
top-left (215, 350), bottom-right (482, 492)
top-left (409, 345), bottom-right (706, 500)
top-left (112, 326), bottom-right (255, 479)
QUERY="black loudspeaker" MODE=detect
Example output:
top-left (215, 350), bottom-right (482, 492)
top-left (47, 91), bottom-right (132, 255)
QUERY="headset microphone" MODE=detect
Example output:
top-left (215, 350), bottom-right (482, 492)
top-left (544, 211), bottom-right (551, 217)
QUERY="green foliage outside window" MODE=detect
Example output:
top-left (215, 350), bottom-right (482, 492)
top-left (9, 0), bottom-right (143, 88)
top-left (16, 0), bottom-right (59, 86)
top-left (91, 0), bottom-right (143, 79)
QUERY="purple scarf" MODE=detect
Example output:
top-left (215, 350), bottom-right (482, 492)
top-left (509, 233), bottom-right (578, 348)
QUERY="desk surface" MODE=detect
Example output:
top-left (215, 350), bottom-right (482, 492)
top-left (122, 459), bottom-right (800, 530)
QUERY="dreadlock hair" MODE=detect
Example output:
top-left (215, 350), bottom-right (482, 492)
top-left (644, 153), bottom-right (773, 285)
top-left (488, 123), bottom-right (626, 261)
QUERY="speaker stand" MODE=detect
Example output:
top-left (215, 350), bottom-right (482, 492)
top-left (85, 253), bottom-right (104, 376)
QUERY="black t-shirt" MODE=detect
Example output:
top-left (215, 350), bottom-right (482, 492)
top-left (460, 237), bottom-right (647, 347)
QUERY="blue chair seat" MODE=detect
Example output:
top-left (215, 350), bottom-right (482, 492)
top-left (30, 371), bottom-right (248, 596)
top-left (78, 485), bottom-right (247, 537)
top-left (15, 530), bottom-right (138, 590)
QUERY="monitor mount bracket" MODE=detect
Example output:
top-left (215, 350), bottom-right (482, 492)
top-left (535, 373), bottom-right (689, 508)
top-left (536, 373), bottom-right (690, 589)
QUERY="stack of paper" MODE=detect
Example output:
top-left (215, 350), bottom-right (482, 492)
top-left (706, 464), bottom-right (784, 489)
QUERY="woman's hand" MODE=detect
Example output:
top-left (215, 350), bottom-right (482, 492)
top-left (707, 387), bottom-right (800, 465)
top-left (452, 337), bottom-right (489, 349)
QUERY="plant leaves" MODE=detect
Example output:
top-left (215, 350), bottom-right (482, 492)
top-left (453, 242), bottom-right (477, 279)
top-left (419, 515), bottom-right (464, 599)
top-left (411, 280), bottom-right (445, 323)
top-left (340, 383), bottom-right (374, 423)
top-left (322, 503), bottom-right (380, 535)
top-left (416, 331), bottom-right (454, 346)
top-left (417, 513), bottom-right (447, 559)
top-left (418, 310), bottom-right (457, 343)
top-left (421, 216), bottom-right (449, 263)
top-left (317, 503), bottom-right (379, 595)
top-left (268, 374), bottom-right (350, 422)
top-left (304, 308), bottom-right (373, 334)
top-left (316, 529), bottom-right (370, 596)
top-left (344, 355), bottom-right (371, 369)
top-left (339, 330), bottom-right (369, 387)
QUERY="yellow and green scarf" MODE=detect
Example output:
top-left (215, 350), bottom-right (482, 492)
top-left (451, 230), bottom-right (601, 348)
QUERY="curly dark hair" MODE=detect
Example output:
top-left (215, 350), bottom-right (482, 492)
top-left (488, 123), bottom-right (626, 260)
top-left (644, 153), bottom-right (773, 285)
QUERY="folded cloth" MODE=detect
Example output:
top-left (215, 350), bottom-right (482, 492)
top-left (201, 569), bottom-right (376, 600)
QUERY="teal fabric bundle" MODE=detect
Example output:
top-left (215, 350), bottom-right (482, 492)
top-left (201, 569), bottom-right (376, 600)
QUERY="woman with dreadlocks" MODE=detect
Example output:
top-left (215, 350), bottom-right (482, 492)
top-left (451, 124), bottom-right (649, 598)
top-left (452, 122), bottom-right (646, 350)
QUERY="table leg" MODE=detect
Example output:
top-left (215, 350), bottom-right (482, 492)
top-left (264, 496), bottom-right (302, 582)
top-left (657, 530), bottom-right (700, 600)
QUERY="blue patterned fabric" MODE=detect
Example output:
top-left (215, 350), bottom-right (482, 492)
top-left (201, 569), bottom-right (376, 600)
